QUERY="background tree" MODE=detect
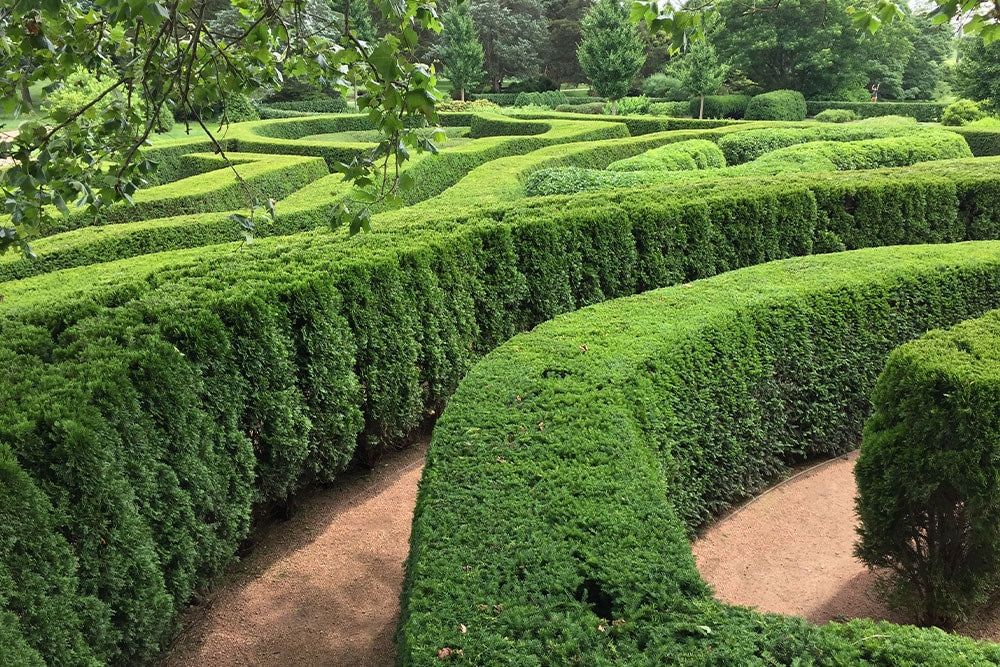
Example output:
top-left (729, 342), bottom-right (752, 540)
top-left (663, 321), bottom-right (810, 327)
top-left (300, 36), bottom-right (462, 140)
top-left (0, 0), bottom-right (443, 254)
top-left (437, 1), bottom-right (486, 100)
top-left (541, 0), bottom-right (594, 84)
top-left (901, 12), bottom-right (953, 99)
top-left (711, 0), bottom-right (873, 99)
top-left (577, 0), bottom-right (646, 114)
top-left (672, 40), bottom-right (726, 118)
top-left (471, 0), bottom-right (548, 91)
top-left (955, 36), bottom-right (1000, 113)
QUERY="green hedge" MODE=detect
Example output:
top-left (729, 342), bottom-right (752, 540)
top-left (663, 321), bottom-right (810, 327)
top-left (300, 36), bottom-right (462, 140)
top-left (856, 310), bottom-right (1000, 626)
top-left (717, 124), bottom-right (925, 164)
top-left (814, 108), bottom-right (857, 123)
top-left (525, 132), bottom-right (972, 195)
top-left (807, 101), bottom-right (947, 122)
top-left (2, 151), bottom-right (1000, 663)
top-left (691, 94), bottom-right (751, 119)
top-left (745, 90), bottom-right (808, 121)
top-left (513, 91), bottom-right (569, 109)
top-left (400, 242), bottom-right (1000, 665)
top-left (267, 97), bottom-right (350, 114)
top-left (951, 126), bottom-right (1000, 156)
top-left (606, 139), bottom-right (726, 172)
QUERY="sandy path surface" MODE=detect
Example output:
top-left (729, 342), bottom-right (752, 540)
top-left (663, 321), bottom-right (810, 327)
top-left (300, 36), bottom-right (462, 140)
top-left (692, 450), bottom-right (1000, 639)
top-left (162, 441), bottom-right (427, 667)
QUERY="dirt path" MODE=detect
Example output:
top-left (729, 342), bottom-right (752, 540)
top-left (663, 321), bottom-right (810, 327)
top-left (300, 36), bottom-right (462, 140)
top-left (692, 451), bottom-right (1000, 639)
top-left (162, 441), bottom-right (427, 667)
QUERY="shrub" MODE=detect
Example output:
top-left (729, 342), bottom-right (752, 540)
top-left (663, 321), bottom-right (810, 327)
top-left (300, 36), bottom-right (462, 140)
top-left (942, 99), bottom-right (987, 126)
top-left (717, 125), bottom-right (923, 165)
top-left (690, 94), bottom-right (751, 119)
top-left (613, 96), bottom-right (651, 115)
top-left (856, 115), bottom-right (919, 126)
top-left (606, 139), bottom-right (725, 171)
top-left (266, 96), bottom-right (350, 114)
top-left (555, 102), bottom-right (604, 114)
top-left (856, 311), bottom-right (1000, 627)
top-left (224, 93), bottom-right (259, 122)
top-left (814, 108), bottom-right (857, 123)
top-left (745, 90), bottom-right (808, 121)
top-left (642, 73), bottom-right (683, 98)
top-left (514, 91), bottom-right (569, 109)
top-left (806, 101), bottom-right (947, 122)
top-left (505, 76), bottom-right (559, 93)
top-left (649, 101), bottom-right (690, 117)
top-left (435, 99), bottom-right (499, 112)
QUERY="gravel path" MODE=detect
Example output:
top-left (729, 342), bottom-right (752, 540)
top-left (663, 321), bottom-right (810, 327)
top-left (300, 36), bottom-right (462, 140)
top-left (161, 441), bottom-right (427, 667)
top-left (692, 450), bottom-right (1000, 639)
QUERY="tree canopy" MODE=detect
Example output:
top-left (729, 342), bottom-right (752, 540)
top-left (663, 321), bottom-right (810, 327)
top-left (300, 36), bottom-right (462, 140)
top-left (437, 1), bottom-right (485, 100)
top-left (471, 0), bottom-right (548, 91)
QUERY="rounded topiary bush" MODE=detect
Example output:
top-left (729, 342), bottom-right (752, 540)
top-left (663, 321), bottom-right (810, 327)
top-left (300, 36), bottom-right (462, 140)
top-left (745, 89), bottom-right (807, 121)
top-left (815, 108), bottom-right (857, 123)
top-left (942, 99), bottom-right (987, 127)
top-left (642, 73), bottom-right (683, 99)
top-left (855, 312), bottom-right (1000, 628)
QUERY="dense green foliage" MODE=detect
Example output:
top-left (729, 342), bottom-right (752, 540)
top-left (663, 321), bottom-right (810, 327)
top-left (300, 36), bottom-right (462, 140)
top-left (955, 37), bottom-right (1000, 114)
top-left (814, 108), bottom-right (858, 123)
top-left (857, 310), bottom-right (1000, 628)
top-left (943, 99), bottom-right (989, 127)
top-left (690, 94), bottom-right (750, 120)
top-left (401, 242), bottom-right (1000, 664)
top-left (606, 139), bottom-right (725, 171)
top-left (672, 41), bottom-right (726, 119)
top-left (745, 90), bottom-right (808, 121)
top-left (514, 91), bottom-right (569, 109)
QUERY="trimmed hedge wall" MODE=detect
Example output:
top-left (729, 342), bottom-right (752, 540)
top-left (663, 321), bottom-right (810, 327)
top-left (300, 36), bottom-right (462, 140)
top-left (807, 101), bottom-right (947, 122)
top-left (267, 97), bottom-right (350, 114)
top-left (717, 124), bottom-right (925, 164)
top-left (400, 242), bottom-right (1000, 665)
top-left (606, 139), bottom-right (725, 172)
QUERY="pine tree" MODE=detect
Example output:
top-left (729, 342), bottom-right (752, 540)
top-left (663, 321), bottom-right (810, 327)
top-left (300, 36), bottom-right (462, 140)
top-left (576, 0), bottom-right (646, 114)
top-left (439, 2), bottom-right (486, 100)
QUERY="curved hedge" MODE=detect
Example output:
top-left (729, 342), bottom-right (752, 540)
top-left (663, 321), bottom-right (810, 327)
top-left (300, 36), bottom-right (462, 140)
top-left (606, 139), bottom-right (725, 172)
top-left (400, 242), bottom-right (1000, 665)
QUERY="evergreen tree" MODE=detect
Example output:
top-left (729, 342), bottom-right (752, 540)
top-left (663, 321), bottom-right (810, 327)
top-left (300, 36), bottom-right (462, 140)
top-left (438, 2), bottom-right (486, 100)
top-left (576, 0), bottom-right (646, 113)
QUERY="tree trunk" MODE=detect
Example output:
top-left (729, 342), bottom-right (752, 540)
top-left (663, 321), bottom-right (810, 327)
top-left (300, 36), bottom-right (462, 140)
top-left (20, 79), bottom-right (32, 109)
top-left (699, 94), bottom-right (704, 120)
top-left (611, 99), bottom-right (618, 116)
top-left (460, 88), bottom-right (465, 102)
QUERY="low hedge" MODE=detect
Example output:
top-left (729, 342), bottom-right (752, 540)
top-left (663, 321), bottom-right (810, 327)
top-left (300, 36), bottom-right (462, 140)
top-left (513, 91), bottom-right (569, 109)
top-left (267, 96), bottom-right (350, 114)
top-left (555, 102), bottom-right (604, 114)
top-left (526, 132), bottom-right (972, 195)
top-left (3, 152), bottom-right (1000, 663)
top-left (649, 101), bottom-right (690, 117)
top-left (606, 139), bottom-right (726, 172)
top-left (745, 90), bottom-right (808, 121)
top-left (814, 108), bottom-right (857, 123)
top-left (691, 94), bottom-right (751, 119)
top-left (717, 124), bottom-right (925, 164)
top-left (807, 101), bottom-right (947, 122)
top-left (856, 310), bottom-right (1000, 626)
top-left (400, 242), bottom-right (1000, 665)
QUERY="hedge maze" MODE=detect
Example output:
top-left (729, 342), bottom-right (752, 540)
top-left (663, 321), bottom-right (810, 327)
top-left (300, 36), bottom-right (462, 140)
top-left (3, 111), bottom-right (1000, 665)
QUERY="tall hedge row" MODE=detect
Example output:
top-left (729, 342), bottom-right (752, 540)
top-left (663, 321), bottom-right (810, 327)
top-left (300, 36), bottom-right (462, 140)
top-left (400, 242), bottom-right (1000, 665)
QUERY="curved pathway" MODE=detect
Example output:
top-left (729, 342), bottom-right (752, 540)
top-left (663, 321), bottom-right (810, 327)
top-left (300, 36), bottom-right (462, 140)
top-left (692, 450), bottom-right (1000, 640)
top-left (162, 441), bottom-right (427, 667)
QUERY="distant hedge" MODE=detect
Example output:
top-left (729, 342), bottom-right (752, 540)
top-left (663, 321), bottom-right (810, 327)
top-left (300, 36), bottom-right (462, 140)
top-left (401, 242), bottom-right (1000, 665)
top-left (691, 94), bottom-right (751, 119)
top-left (745, 90), bottom-right (808, 121)
top-left (717, 124), bottom-right (924, 164)
top-left (807, 101), bottom-right (947, 122)
top-left (267, 96), bottom-right (350, 114)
